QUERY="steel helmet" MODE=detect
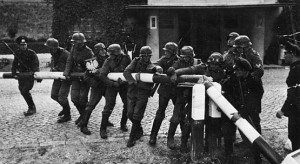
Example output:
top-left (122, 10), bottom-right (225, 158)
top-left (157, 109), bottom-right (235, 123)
top-left (207, 52), bottom-right (223, 64)
top-left (180, 46), bottom-right (195, 57)
top-left (107, 44), bottom-right (121, 55)
top-left (71, 33), bottom-right (86, 43)
top-left (140, 46), bottom-right (152, 55)
top-left (94, 43), bottom-right (106, 50)
top-left (227, 32), bottom-right (239, 41)
top-left (233, 35), bottom-right (252, 48)
top-left (44, 38), bottom-right (59, 48)
top-left (163, 42), bottom-right (178, 55)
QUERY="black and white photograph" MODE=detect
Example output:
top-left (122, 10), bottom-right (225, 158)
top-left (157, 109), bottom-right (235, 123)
top-left (0, 0), bottom-right (299, 163)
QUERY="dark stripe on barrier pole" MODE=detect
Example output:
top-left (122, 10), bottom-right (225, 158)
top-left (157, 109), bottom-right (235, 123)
top-left (191, 120), bottom-right (204, 161)
top-left (253, 137), bottom-right (283, 164)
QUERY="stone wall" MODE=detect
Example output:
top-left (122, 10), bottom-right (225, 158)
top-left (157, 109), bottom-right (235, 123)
top-left (0, 1), bottom-right (52, 40)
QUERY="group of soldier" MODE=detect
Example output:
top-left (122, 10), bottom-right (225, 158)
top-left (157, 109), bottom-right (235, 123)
top-left (9, 31), bottom-right (300, 164)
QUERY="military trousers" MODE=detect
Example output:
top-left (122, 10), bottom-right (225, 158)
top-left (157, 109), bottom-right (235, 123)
top-left (127, 86), bottom-right (150, 121)
top-left (18, 78), bottom-right (35, 107)
top-left (102, 84), bottom-right (128, 116)
top-left (70, 80), bottom-right (90, 108)
top-left (51, 80), bottom-right (71, 107)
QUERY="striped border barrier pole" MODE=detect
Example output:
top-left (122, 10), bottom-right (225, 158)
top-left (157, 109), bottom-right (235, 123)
top-left (207, 82), bottom-right (222, 157)
top-left (0, 72), bottom-right (205, 84)
top-left (191, 84), bottom-right (206, 162)
top-left (204, 82), bottom-right (283, 164)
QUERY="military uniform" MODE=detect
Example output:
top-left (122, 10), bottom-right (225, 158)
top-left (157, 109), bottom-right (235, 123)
top-left (124, 55), bottom-right (162, 147)
top-left (50, 47), bottom-right (71, 121)
top-left (80, 53), bottom-right (109, 135)
top-left (148, 55), bottom-right (177, 143)
top-left (99, 52), bottom-right (131, 138)
top-left (63, 45), bottom-right (94, 123)
top-left (12, 36), bottom-right (39, 116)
top-left (222, 57), bottom-right (263, 163)
top-left (280, 61), bottom-right (300, 150)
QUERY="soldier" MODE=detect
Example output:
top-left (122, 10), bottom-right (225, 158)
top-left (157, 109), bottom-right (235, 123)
top-left (80, 43), bottom-right (109, 135)
top-left (276, 41), bottom-right (300, 151)
top-left (233, 35), bottom-right (264, 81)
top-left (222, 57), bottom-right (264, 164)
top-left (11, 36), bottom-right (40, 116)
top-left (169, 52), bottom-right (225, 152)
top-left (148, 42), bottom-right (178, 146)
top-left (44, 38), bottom-right (71, 123)
top-left (124, 46), bottom-right (163, 147)
top-left (223, 32), bottom-right (239, 75)
top-left (99, 44), bottom-right (131, 139)
top-left (165, 46), bottom-right (198, 150)
top-left (63, 33), bottom-right (94, 125)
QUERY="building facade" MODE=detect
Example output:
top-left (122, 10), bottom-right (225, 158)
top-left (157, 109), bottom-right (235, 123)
top-left (127, 0), bottom-right (293, 61)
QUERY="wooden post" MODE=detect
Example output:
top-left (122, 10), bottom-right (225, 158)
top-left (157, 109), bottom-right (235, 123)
top-left (190, 84), bottom-right (205, 162)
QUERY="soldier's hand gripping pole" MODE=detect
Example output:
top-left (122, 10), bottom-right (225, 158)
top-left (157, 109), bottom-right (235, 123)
top-left (204, 81), bottom-right (283, 164)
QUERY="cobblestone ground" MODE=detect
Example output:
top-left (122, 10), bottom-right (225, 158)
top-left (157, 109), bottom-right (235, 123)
top-left (0, 67), bottom-right (290, 163)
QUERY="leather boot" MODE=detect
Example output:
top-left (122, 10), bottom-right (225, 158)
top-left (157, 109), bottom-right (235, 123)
top-left (134, 120), bottom-right (143, 141)
top-left (167, 122), bottom-right (178, 149)
top-left (180, 121), bottom-right (191, 153)
top-left (120, 109), bottom-right (128, 131)
top-left (24, 105), bottom-right (36, 116)
top-left (57, 104), bottom-right (71, 123)
top-left (127, 119), bottom-right (138, 147)
top-left (100, 114), bottom-right (109, 139)
top-left (149, 119), bottom-right (163, 145)
top-left (80, 109), bottom-right (92, 135)
top-left (75, 105), bottom-right (83, 125)
top-left (23, 93), bottom-right (36, 116)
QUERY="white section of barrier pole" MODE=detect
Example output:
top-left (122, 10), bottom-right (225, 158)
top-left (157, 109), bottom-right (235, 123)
top-left (34, 72), bottom-right (66, 79)
top-left (140, 73), bottom-right (154, 83)
top-left (209, 82), bottom-right (221, 118)
top-left (0, 72), bottom-right (4, 79)
top-left (107, 73), bottom-right (126, 81)
top-left (282, 149), bottom-right (300, 164)
top-left (107, 73), bottom-right (154, 83)
top-left (234, 118), bottom-right (261, 143)
top-left (206, 86), bottom-right (237, 119)
top-left (191, 84), bottom-right (205, 120)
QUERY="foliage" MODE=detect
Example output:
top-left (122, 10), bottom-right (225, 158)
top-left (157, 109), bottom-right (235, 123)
top-left (46, 0), bottom-right (148, 49)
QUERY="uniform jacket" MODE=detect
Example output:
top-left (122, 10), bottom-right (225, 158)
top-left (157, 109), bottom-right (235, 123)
top-left (153, 55), bottom-right (178, 94)
top-left (281, 61), bottom-right (300, 117)
top-left (124, 57), bottom-right (159, 91)
top-left (222, 73), bottom-right (264, 115)
top-left (241, 48), bottom-right (264, 80)
top-left (11, 48), bottom-right (39, 75)
top-left (85, 54), bottom-right (109, 87)
top-left (50, 48), bottom-right (70, 72)
top-left (99, 53), bottom-right (131, 87)
top-left (63, 45), bottom-right (94, 76)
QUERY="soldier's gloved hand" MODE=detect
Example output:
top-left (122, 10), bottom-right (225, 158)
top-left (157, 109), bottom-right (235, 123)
top-left (230, 112), bottom-right (241, 122)
top-left (117, 77), bottom-right (125, 85)
top-left (167, 67), bottom-right (175, 76)
top-left (170, 73), bottom-right (177, 84)
top-left (112, 81), bottom-right (120, 88)
top-left (64, 75), bottom-right (71, 81)
top-left (155, 66), bottom-right (163, 74)
top-left (276, 110), bottom-right (284, 119)
top-left (135, 73), bottom-right (141, 82)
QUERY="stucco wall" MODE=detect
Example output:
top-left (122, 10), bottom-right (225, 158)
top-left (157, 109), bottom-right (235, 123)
top-left (0, 1), bottom-right (52, 40)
